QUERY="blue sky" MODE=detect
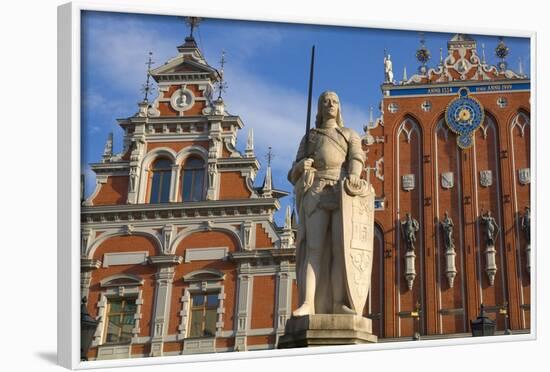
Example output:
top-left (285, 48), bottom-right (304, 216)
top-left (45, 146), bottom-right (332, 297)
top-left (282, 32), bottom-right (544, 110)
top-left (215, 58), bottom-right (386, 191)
top-left (81, 11), bottom-right (530, 226)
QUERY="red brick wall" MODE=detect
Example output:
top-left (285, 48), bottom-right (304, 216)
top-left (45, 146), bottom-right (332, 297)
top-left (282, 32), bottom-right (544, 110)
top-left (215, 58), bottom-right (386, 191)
top-left (255, 224), bottom-right (274, 249)
top-left (91, 176), bottom-right (128, 205)
top-left (219, 172), bottom-right (251, 199)
top-left (251, 275), bottom-right (276, 329)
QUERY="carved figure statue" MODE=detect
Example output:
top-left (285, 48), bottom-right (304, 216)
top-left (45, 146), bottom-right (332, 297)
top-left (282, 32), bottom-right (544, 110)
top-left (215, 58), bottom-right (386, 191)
top-left (288, 91), bottom-right (368, 317)
top-left (440, 211), bottom-right (454, 251)
top-left (384, 54), bottom-right (394, 83)
top-left (401, 213), bottom-right (420, 251)
top-left (481, 210), bottom-right (500, 247)
top-left (521, 206), bottom-right (530, 244)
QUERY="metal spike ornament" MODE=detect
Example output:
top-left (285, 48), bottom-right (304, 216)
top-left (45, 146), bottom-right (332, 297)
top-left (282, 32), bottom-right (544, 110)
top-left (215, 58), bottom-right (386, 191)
top-left (495, 37), bottom-right (510, 72)
top-left (141, 51), bottom-right (155, 102)
top-left (416, 32), bottom-right (431, 74)
top-left (265, 146), bottom-right (275, 167)
top-left (185, 17), bottom-right (202, 38)
top-left (216, 50), bottom-right (228, 99)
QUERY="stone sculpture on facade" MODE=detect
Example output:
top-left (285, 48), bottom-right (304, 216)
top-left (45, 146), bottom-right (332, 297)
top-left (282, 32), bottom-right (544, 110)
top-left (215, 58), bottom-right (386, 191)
top-left (401, 213), bottom-right (419, 290)
top-left (384, 54), bottom-right (394, 84)
top-left (481, 210), bottom-right (499, 286)
top-left (440, 211), bottom-right (457, 288)
top-left (521, 206), bottom-right (531, 271)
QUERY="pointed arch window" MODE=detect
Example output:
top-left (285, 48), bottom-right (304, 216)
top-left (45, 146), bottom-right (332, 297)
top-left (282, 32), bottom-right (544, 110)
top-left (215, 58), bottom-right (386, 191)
top-left (149, 158), bottom-right (172, 203)
top-left (182, 157), bottom-right (206, 202)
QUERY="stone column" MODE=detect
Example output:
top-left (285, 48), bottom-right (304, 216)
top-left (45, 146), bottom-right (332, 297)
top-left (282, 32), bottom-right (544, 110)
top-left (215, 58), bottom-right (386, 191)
top-left (149, 267), bottom-right (175, 357)
top-left (274, 264), bottom-right (293, 344)
top-left (235, 268), bottom-right (252, 351)
top-left (169, 164), bottom-right (180, 203)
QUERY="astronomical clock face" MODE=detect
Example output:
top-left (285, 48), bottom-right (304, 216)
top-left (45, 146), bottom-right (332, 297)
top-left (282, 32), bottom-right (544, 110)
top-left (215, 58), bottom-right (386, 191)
top-left (445, 88), bottom-right (484, 149)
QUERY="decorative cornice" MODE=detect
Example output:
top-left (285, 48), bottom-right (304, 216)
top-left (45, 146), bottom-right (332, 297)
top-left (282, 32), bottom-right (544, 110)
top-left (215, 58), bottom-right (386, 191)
top-left (81, 258), bottom-right (102, 270)
top-left (81, 198), bottom-right (281, 224)
top-left (229, 248), bottom-right (295, 264)
top-left (148, 255), bottom-right (183, 266)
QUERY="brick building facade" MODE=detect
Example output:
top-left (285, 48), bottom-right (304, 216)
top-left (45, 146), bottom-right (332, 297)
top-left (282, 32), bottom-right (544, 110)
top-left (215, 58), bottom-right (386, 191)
top-left (81, 32), bottom-right (530, 360)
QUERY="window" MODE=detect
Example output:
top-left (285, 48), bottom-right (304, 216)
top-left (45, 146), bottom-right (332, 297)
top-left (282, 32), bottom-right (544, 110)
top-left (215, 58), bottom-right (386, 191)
top-left (104, 298), bottom-right (137, 344)
top-left (182, 158), bottom-right (206, 201)
top-left (188, 293), bottom-right (219, 338)
top-left (149, 158), bottom-right (172, 203)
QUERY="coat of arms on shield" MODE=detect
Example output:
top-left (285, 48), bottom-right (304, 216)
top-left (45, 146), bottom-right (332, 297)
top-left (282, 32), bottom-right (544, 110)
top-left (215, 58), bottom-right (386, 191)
top-left (402, 174), bottom-right (415, 191)
top-left (479, 170), bottom-right (493, 187)
top-left (518, 168), bottom-right (530, 185)
top-left (441, 172), bottom-right (454, 189)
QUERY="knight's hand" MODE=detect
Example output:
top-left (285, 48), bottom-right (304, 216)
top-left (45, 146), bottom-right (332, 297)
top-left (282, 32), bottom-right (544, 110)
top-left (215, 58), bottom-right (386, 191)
top-left (302, 158), bottom-right (314, 172)
top-left (348, 174), bottom-right (361, 188)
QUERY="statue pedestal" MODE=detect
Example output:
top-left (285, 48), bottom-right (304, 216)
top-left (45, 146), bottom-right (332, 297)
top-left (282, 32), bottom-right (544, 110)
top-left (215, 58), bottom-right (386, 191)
top-left (277, 314), bottom-right (377, 349)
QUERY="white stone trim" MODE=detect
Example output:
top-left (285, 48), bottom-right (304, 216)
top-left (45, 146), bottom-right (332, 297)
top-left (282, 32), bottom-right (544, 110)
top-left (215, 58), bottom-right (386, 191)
top-left (137, 147), bottom-right (178, 204)
top-left (102, 251), bottom-right (148, 267)
top-left (149, 267), bottom-right (176, 357)
top-left (83, 174), bottom-right (108, 206)
top-left (85, 228), bottom-right (162, 259)
top-left (177, 274), bottom-right (226, 353)
top-left (92, 284), bottom-right (144, 350)
top-left (184, 247), bottom-right (228, 262)
top-left (169, 223), bottom-right (242, 255)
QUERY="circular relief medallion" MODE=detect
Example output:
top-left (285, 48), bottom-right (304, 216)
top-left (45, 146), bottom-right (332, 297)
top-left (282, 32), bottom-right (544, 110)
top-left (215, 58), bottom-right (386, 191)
top-left (170, 88), bottom-right (195, 112)
top-left (445, 88), bottom-right (484, 149)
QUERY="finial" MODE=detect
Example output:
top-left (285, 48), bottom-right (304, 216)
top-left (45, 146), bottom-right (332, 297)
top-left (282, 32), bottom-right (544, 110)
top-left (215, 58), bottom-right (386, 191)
top-left (102, 132), bottom-right (113, 162)
top-left (368, 106), bottom-right (374, 127)
top-left (141, 51), bottom-right (155, 102)
top-left (403, 65), bottom-right (408, 82)
top-left (245, 128), bottom-right (254, 157)
top-left (481, 43), bottom-right (486, 64)
top-left (265, 146), bottom-right (274, 167)
top-left (416, 32), bottom-right (431, 74)
top-left (518, 57), bottom-right (524, 76)
top-left (284, 205), bottom-right (292, 230)
top-left (439, 47), bottom-right (443, 65)
top-left (216, 50), bottom-right (228, 99)
top-left (185, 17), bottom-right (202, 38)
top-left (495, 36), bottom-right (510, 72)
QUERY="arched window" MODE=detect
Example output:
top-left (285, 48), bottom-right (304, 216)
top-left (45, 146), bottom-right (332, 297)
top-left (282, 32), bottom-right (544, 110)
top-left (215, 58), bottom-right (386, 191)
top-left (149, 158), bottom-right (172, 203)
top-left (182, 157), bottom-right (205, 201)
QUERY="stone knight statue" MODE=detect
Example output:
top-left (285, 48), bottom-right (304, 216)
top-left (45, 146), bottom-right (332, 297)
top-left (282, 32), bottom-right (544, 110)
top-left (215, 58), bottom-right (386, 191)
top-left (521, 206), bottom-right (530, 244)
top-left (401, 213), bottom-right (420, 251)
top-left (440, 211), bottom-right (454, 251)
top-left (288, 91), bottom-right (372, 316)
top-left (384, 54), bottom-right (394, 83)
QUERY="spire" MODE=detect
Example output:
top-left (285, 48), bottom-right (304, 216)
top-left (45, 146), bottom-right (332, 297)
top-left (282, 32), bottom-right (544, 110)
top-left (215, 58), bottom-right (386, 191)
top-left (284, 205), bottom-right (292, 230)
top-left (245, 128), bottom-right (254, 157)
top-left (261, 147), bottom-right (274, 197)
top-left (439, 47), bottom-right (443, 65)
top-left (368, 106), bottom-right (374, 127)
top-left (403, 65), bottom-right (408, 82)
top-left (481, 43), bottom-right (487, 64)
top-left (102, 132), bottom-right (113, 162)
top-left (518, 57), bottom-right (524, 76)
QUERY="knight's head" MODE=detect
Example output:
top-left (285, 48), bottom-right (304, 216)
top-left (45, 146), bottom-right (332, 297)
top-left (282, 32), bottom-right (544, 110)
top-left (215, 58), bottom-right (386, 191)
top-left (315, 91), bottom-right (344, 128)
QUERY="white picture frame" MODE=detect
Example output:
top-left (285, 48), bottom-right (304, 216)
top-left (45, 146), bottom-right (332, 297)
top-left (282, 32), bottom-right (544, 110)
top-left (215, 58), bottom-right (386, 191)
top-left (57, 0), bottom-right (538, 370)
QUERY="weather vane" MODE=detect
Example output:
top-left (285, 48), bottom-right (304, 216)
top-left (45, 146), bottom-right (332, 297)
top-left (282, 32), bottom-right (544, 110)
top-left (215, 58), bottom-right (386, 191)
top-left (265, 146), bottom-right (275, 167)
top-left (141, 51), bottom-right (155, 102)
top-left (185, 17), bottom-right (202, 38)
top-left (217, 50), bottom-right (228, 99)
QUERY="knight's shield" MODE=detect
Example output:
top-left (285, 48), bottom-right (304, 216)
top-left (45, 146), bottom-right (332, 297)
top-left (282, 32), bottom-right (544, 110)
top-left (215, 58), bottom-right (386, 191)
top-left (340, 179), bottom-right (375, 313)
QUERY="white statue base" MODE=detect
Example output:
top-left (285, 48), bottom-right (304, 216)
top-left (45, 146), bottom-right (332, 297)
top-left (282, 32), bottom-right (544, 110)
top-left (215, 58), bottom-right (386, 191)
top-left (278, 314), bottom-right (377, 348)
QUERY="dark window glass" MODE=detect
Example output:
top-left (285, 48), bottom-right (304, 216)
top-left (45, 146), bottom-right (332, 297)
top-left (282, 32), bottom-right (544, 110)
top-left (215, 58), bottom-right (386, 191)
top-left (149, 158), bottom-right (172, 203)
top-left (182, 158), bottom-right (205, 202)
top-left (188, 293), bottom-right (219, 338)
top-left (104, 298), bottom-right (136, 344)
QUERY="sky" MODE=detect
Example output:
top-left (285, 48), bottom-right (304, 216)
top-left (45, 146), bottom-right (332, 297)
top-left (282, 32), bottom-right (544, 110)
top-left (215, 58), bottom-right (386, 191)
top-left (81, 10), bottom-right (530, 226)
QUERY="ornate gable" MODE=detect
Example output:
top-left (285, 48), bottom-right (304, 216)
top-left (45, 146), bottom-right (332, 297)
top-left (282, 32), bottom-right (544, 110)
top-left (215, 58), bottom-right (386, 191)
top-left (403, 34), bottom-right (526, 85)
